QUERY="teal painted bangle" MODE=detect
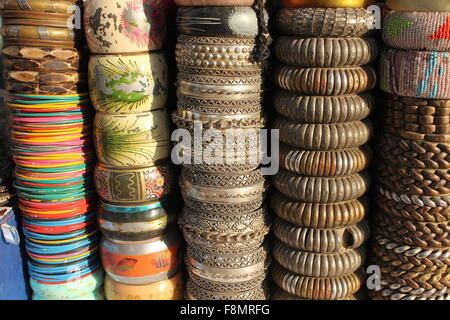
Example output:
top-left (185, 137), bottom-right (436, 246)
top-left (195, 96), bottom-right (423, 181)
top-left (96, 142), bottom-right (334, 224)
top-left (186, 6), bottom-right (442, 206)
top-left (33, 289), bottom-right (105, 300)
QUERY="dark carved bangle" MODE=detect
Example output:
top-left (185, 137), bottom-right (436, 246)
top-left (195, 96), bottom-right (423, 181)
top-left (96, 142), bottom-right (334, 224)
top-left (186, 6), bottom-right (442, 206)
top-left (274, 90), bottom-right (375, 124)
top-left (274, 65), bottom-right (376, 95)
top-left (272, 263), bottom-right (365, 300)
top-left (273, 217), bottom-right (370, 253)
top-left (277, 7), bottom-right (375, 37)
top-left (274, 117), bottom-right (373, 151)
top-left (177, 6), bottom-right (266, 38)
top-left (273, 168), bottom-right (370, 203)
top-left (279, 143), bottom-right (372, 177)
top-left (274, 36), bottom-right (379, 67)
top-left (270, 191), bottom-right (368, 229)
top-left (273, 240), bottom-right (366, 278)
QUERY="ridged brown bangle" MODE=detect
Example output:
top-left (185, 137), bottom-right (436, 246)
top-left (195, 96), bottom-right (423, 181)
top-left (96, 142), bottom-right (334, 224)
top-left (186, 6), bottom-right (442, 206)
top-left (273, 168), bottom-right (370, 203)
top-left (374, 210), bottom-right (450, 248)
top-left (5, 81), bottom-right (87, 95)
top-left (179, 206), bottom-right (270, 253)
top-left (177, 7), bottom-right (265, 38)
top-left (279, 143), bottom-right (372, 177)
top-left (371, 236), bottom-right (450, 271)
top-left (377, 159), bottom-right (450, 197)
top-left (180, 168), bottom-right (266, 214)
top-left (4, 70), bottom-right (85, 84)
top-left (275, 65), bottom-right (376, 96)
top-left (376, 185), bottom-right (450, 223)
top-left (380, 49), bottom-right (450, 100)
top-left (273, 240), bottom-right (366, 278)
top-left (274, 90), bottom-right (375, 124)
top-left (274, 37), bottom-right (379, 67)
top-left (277, 8), bottom-right (375, 37)
top-left (273, 217), bottom-right (370, 253)
top-left (270, 191), bottom-right (368, 229)
top-left (383, 11), bottom-right (450, 52)
top-left (377, 132), bottom-right (450, 170)
top-left (186, 279), bottom-right (269, 300)
top-left (383, 95), bottom-right (450, 136)
top-left (272, 263), bottom-right (365, 300)
top-left (274, 117), bottom-right (373, 151)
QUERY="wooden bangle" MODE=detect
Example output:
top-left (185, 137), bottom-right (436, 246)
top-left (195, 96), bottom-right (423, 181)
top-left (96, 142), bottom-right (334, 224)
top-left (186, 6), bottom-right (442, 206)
top-left (272, 263), bottom-right (365, 300)
top-left (386, 0), bottom-right (450, 12)
top-left (279, 143), bottom-right (372, 177)
top-left (2, 46), bottom-right (85, 60)
top-left (5, 81), bottom-right (88, 94)
top-left (377, 159), bottom-right (450, 197)
top-left (4, 57), bottom-right (85, 72)
top-left (373, 210), bottom-right (450, 248)
top-left (275, 65), bottom-right (376, 95)
top-left (1, 24), bottom-right (82, 41)
top-left (270, 191), bottom-right (368, 229)
top-left (380, 48), bottom-right (450, 100)
top-left (177, 6), bottom-right (265, 38)
top-left (274, 37), bottom-right (379, 67)
top-left (383, 11), bottom-right (450, 52)
top-left (0, 0), bottom-right (79, 14)
top-left (273, 240), bottom-right (367, 278)
top-left (5, 70), bottom-right (86, 83)
top-left (383, 94), bottom-right (450, 136)
top-left (4, 38), bottom-right (82, 49)
top-left (273, 217), bottom-right (370, 253)
top-left (277, 7), bottom-right (375, 37)
top-left (274, 116), bottom-right (373, 151)
top-left (94, 111), bottom-right (171, 167)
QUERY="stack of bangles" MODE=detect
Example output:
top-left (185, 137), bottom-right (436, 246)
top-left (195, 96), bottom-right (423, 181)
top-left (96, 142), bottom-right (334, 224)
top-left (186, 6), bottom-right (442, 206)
top-left (8, 93), bottom-right (104, 300)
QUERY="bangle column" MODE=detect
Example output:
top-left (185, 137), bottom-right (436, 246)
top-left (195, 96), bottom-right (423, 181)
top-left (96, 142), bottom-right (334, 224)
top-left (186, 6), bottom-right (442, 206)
top-left (83, 0), bottom-right (184, 300)
top-left (1, 0), bottom-right (104, 300)
top-left (370, 7), bottom-right (450, 300)
top-left (173, 2), bottom-right (271, 300)
top-left (270, 5), bottom-right (378, 300)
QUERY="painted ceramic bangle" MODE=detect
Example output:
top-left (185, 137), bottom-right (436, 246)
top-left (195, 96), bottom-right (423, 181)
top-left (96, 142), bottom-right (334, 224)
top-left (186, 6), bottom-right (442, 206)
top-left (2, 46), bottom-right (85, 60)
top-left (5, 70), bottom-right (86, 83)
top-left (274, 37), bottom-right (378, 67)
top-left (94, 111), bottom-right (171, 167)
top-left (6, 81), bottom-right (89, 95)
top-left (101, 232), bottom-right (182, 285)
top-left (186, 279), bottom-right (269, 300)
top-left (271, 191), bottom-right (368, 229)
top-left (177, 94), bottom-right (262, 116)
top-left (383, 11), bottom-right (450, 52)
top-left (29, 267), bottom-right (104, 298)
top-left (273, 240), bottom-right (366, 278)
top-left (174, 0), bottom-right (265, 5)
top-left (33, 288), bottom-right (105, 300)
top-left (374, 210), bottom-right (450, 248)
top-left (273, 168), bottom-right (370, 203)
top-left (380, 49), bottom-right (450, 100)
top-left (104, 272), bottom-right (184, 300)
top-left (272, 263), bottom-right (365, 300)
top-left (180, 206), bottom-right (270, 253)
top-left (377, 159), bottom-right (450, 196)
top-left (177, 7), bottom-right (266, 38)
top-left (84, 0), bottom-right (165, 54)
top-left (186, 245), bottom-right (270, 284)
top-left (180, 168), bottom-right (266, 214)
top-left (98, 200), bottom-right (177, 242)
top-left (0, 0), bottom-right (80, 14)
top-left (383, 95), bottom-right (450, 136)
top-left (94, 163), bottom-right (173, 205)
top-left (1, 24), bottom-right (81, 41)
top-left (277, 7), bottom-right (375, 37)
top-left (274, 117), bottom-right (373, 150)
top-left (275, 65), bottom-right (376, 95)
top-left (274, 90), bottom-right (375, 124)
top-left (273, 217), bottom-right (370, 253)
top-left (377, 184), bottom-right (450, 223)
top-left (272, 286), bottom-right (358, 300)
top-left (279, 143), bottom-right (372, 177)
top-left (88, 53), bottom-right (168, 114)
top-left (371, 236), bottom-right (450, 270)
top-left (386, 0), bottom-right (450, 12)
